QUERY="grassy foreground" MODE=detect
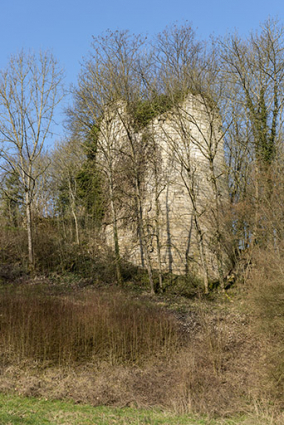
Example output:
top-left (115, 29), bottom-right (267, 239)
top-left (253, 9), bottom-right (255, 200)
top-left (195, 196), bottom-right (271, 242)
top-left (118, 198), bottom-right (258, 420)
top-left (0, 393), bottom-right (255, 425)
top-left (0, 282), bottom-right (283, 424)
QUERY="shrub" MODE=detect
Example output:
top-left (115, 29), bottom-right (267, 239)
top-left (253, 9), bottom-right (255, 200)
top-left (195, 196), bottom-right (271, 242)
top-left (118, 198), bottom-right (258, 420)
top-left (246, 245), bottom-right (284, 407)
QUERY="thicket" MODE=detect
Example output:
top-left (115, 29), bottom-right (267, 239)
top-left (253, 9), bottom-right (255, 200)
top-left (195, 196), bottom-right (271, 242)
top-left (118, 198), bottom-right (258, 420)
top-left (0, 287), bottom-right (179, 366)
top-left (247, 247), bottom-right (284, 408)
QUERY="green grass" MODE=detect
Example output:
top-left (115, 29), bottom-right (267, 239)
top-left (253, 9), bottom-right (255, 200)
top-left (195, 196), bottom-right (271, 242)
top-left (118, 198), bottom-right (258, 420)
top-left (0, 393), bottom-right (254, 425)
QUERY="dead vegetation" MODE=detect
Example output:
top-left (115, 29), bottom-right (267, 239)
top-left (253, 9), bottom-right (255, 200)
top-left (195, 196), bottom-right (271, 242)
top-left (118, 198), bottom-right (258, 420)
top-left (0, 279), bottom-right (282, 422)
top-left (0, 286), bottom-right (179, 366)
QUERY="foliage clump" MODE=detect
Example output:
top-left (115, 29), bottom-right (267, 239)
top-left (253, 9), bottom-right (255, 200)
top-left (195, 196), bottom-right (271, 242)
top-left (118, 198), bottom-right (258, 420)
top-left (129, 92), bottom-right (185, 131)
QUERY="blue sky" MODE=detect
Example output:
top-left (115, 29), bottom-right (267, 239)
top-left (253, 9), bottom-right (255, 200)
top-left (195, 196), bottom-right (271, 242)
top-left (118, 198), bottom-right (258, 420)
top-left (0, 0), bottom-right (283, 141)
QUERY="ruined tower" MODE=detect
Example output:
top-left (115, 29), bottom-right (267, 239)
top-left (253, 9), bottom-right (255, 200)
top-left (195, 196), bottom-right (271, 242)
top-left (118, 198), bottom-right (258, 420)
top-left (101, 93), bottom-right (228, 278)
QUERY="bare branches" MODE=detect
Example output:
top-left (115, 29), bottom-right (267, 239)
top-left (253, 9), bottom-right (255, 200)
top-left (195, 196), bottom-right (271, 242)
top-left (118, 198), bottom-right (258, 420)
top-left (0, 50), bottom-right (64, 268)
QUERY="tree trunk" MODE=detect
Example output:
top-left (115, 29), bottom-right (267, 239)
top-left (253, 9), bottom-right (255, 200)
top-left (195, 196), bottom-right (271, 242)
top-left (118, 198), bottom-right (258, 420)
top-left (209, 161), bottom-right (225, 291)
top-left (194, 215), bottom-right (209, 294)
top-left (140, 224), bottom-right (155, 295)
top-left (155, 202), bottom-right (163, 291)
top-left (135, 179), bottom-right (155, 294)
top-left (25, 192), bottom-right (34, 272)
top-left (68, 179), bottom-right (80, 245)
top-left (71, 208), bottom-right (80, 245)
top-left (109, 173), bottom-right (122, 285)
top-left (185, 215), bottom-right (194, 276)
top-left (166, 187), bottom-right (173, 274)
top-left (136, 198), bottom-right (145, 267)
top-left (181, 169), bottom-right (210, 294)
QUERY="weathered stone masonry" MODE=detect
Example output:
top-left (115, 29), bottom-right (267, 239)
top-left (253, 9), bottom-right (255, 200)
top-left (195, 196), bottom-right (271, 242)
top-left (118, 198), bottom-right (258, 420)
top-left (102, 94), bottom-right (227, 277)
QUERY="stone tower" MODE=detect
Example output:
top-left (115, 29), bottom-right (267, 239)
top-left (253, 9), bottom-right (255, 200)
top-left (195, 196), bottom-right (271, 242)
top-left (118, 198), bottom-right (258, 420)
top-left (101, 93), bottom-right (228, 278)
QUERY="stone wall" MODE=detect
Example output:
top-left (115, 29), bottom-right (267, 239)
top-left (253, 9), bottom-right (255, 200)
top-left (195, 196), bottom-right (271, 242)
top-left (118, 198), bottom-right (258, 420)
top-left (102, 94), bottom-right (228, 277)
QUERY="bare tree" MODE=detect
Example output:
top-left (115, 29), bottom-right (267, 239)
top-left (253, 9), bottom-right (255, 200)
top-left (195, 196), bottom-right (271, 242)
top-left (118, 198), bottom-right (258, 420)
top-left (151, 24), bottom-right (228, 292)
top-left (0, 50), bottom-right (64, 270)
top-left (51, 138), bottom-right (84, 246)
top-left (69, 30), bottom-right (158, 291)
top-left (219, 18), bottom-right (284, 246)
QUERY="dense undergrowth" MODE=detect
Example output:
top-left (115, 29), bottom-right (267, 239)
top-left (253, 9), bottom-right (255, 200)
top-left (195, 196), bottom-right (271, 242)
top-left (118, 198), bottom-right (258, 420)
top-left (0, 286), bottom-right (179, 366)
top-left (0, 228), bottom-right (283, 421)
top-left (0, 277), bottom-right (282, 423)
